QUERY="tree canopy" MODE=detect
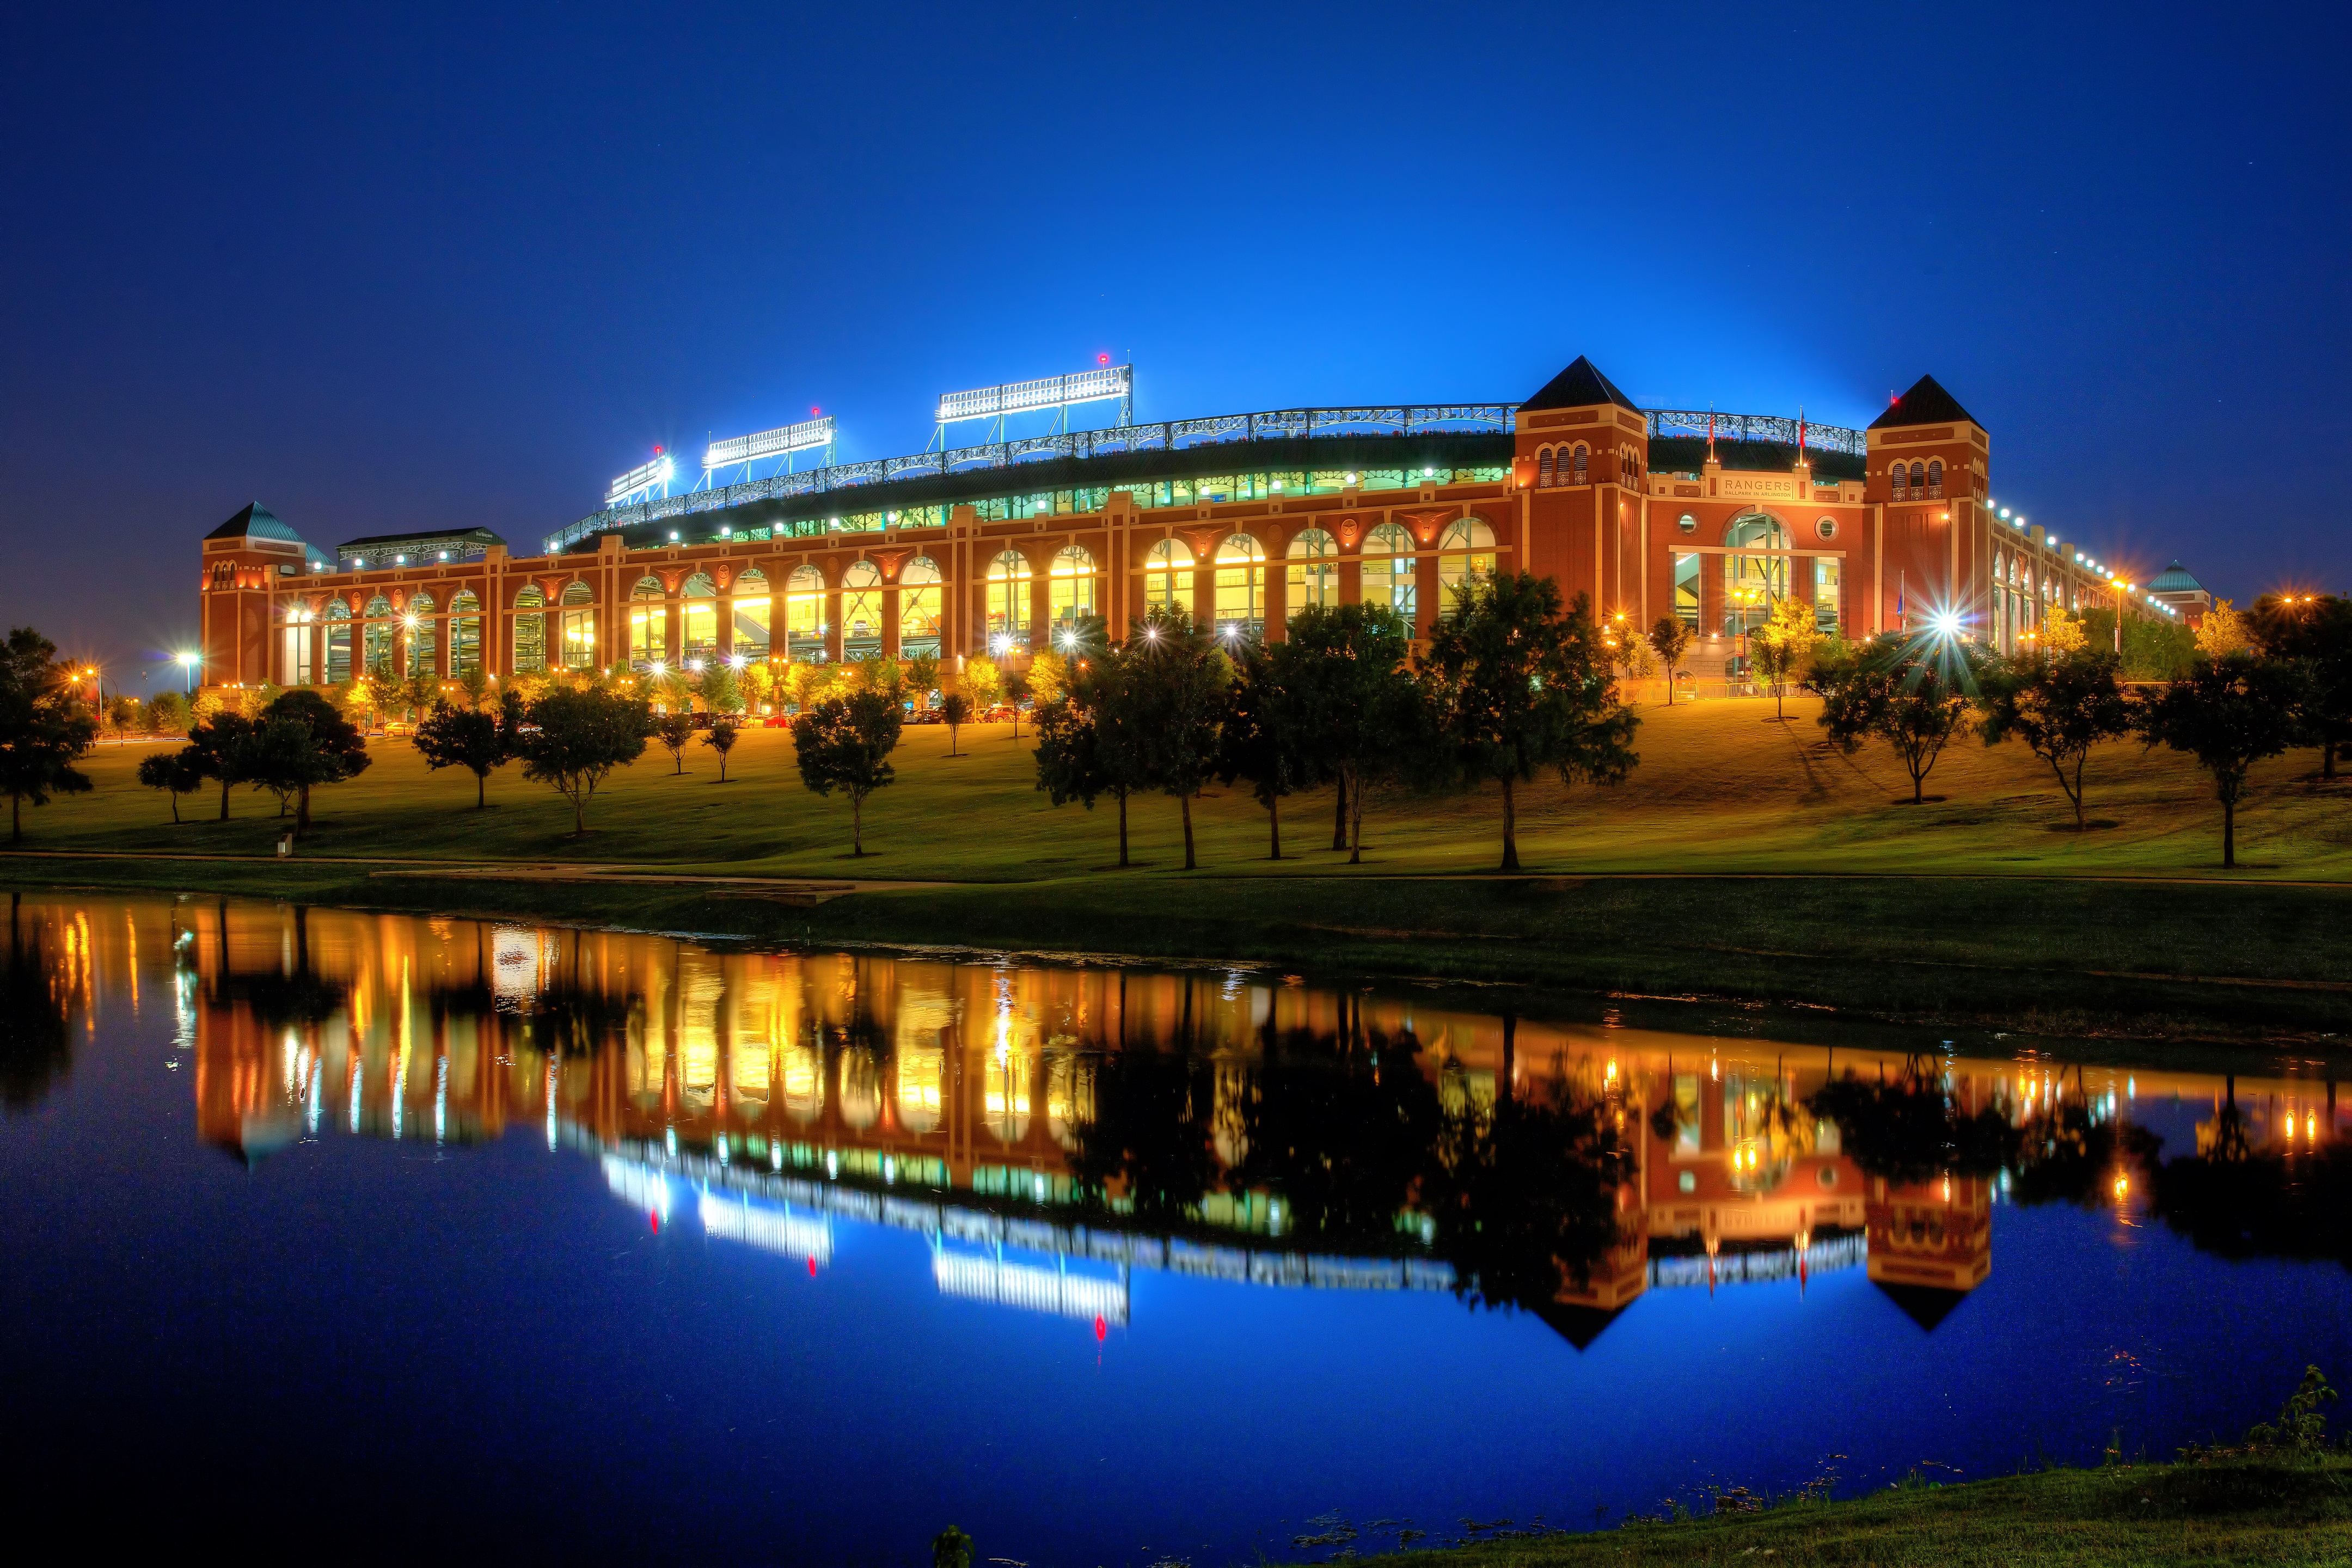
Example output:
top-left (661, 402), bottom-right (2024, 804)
top-left (0, 627), bottom-right (97, 842)
top-left (1813, 638), bottom-right (1982, 805)
top-left (413, 695), bottom-right (517, 807)
top-left (792, 689), bottom-right (903, 855)
top-left (517, 687), bottom-right (651, 835)
top-left (2137, 651), bottom-right (2306, 868)
top-left (1977, 646), bottom-right (2133, 829)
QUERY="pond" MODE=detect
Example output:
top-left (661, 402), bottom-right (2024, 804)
top-left (3, 892), bottom-right (2349, 1562)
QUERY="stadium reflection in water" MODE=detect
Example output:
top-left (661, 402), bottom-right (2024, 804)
top-left (22, 893), bottom-right (2338, 1340)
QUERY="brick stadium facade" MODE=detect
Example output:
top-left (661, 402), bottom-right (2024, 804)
top-left (195, 359), bottom-right (2146, 693)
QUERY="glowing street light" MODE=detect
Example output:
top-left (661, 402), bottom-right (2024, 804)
top-left (176, 651), bottom-right (201, 694)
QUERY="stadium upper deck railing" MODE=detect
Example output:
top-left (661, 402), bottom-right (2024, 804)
top-left (546, 405), bottom-right (1869, 555)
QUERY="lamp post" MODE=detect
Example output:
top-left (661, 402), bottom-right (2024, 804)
top-left (177, 651), bottom-right (200, 695)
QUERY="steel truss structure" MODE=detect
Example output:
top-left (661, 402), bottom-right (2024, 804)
top-left (699, 415), bottom-right (838, 488)
top-left (1645, 408), bottom-right (1866, 457)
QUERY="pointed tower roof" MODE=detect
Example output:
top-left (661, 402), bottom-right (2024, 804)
top-left (1521, 356), bottom-right (1639, 414)
top-left (1876, 1282), bottom-right (1970, 1332)
top-left (1532, 1302), bottom-right (1627, 1350)
top-left (205, 502), bottom-right (305, 544)
top-left (1867, 375), bottom-right (1977, 430)
top-left (2148, 560), bottom-right (2204, 594)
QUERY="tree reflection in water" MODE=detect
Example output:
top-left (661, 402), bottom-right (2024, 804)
top-left (1067, 1049), bottom-right (1220, 1221)
top-left (0, 893), bottom-right (72, 1108)
top-left (1223, 1024), bottom-right (1441, 1248)
top-left (2151, 1080), bottom-right (2352, 1268)
top-left (1807, 1058), bottom-right (2018, 1184)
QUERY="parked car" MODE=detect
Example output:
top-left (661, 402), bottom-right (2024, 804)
top-left (906, 709), bottom-right (943, 726)
top-left (762, 713), bottom-right (793, 728)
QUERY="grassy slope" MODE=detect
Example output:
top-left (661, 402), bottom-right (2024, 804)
top-left (1406, 1459), bottom-right (2352, 1566)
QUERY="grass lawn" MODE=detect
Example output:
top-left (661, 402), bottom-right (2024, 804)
top-left (9, 697), bottom-right (2349, 1039)
top-left (1395, 1456), bottom-right (2352, 1566)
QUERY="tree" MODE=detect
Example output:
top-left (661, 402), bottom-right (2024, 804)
top-left (699, 660), bottom-right (743, 718)
top-left (1215, 639), bottom-right (1308, 859)
top-left (2252, 592), bottom-right (2352, 780)
top-left (938, 690), bottom-right (971, 756)
top-left (701, 716), bottom-right (742, 781)
top-left (902, 651), bottom-right (940, 712)
top-left (0, 628), bottom-right (97, 843)
top-left (739, 660), bottom-right (775, 714)
top-left (146, 690), bottom-right (191, 737)
top-left (2197, 598), bottom-right (2253, 660)
top-left (653, 710), bottom-right (696, 774)
top-left (413, 697), bottom-right (514, 807)
top-left (1003, 668), bottom-right (1032, 740)
top-left (1748, 596), bottom-right (1819, 720)
top-left (182, 712), bottom-right (254, 820)
top-left (1125, 605), bottom-right (1230, 871)
top-left (960, 657), bottom-right (1003, 715)
top-left (2039, 605), bottom-right (2089, 657)
top-left (1646, 616), bottom-right (1693, 705)
top-left (1033, 648), bottom-right (1152, 867)
top-left (1422, 576), bottom-right (1639, 871)
top-left (247, 688), bottom-right (372, 831)
top-left (1281, 603), bottom-right (1419, 863)
top-left (457, 666), bottom-right (494, 712)
top-left (517, 687), bottom-right (651, 835)
top-left (402, 672), bottom-right (439, 722)
top-left (2137, 652), bottom-right (2306, 868)
top-left (1978, 647), bottom-right (2133, 829)
top-left (792, 689), bottom-right (903, 855)
top-left (104, 694), bottom-right (142, 741)
top-left (1025, 648), bottom-right (1069, 710)
top-left (136, 750), bottom-right (205, 822)
top-left (362, 670), bottom-right (408, 730)
top-left (1812, 640), bottom-right (1981, 805)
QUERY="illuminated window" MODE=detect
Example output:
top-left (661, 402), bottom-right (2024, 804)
top-left (1361, 522), bottom-right (1416, 622)
top-left (731, 568), bottom-right (770, 658)
top-left (897, 1046), bottom-right (944, 1136)
top-left (1144, 537), bottom-right (1192, 614)
top-left (1436, 518), bottom-right (1497, 617)
top-left (1537, 447), bottom-right (1555, 487)
top-left (842, 560), bottom-right (883, 658)
top-left (511, 586), bottom-right (544, 673)
top-left (627, 575), bottom-right (665, 666)
top-left (1721, 513), bottom-right (1787, 636)
top-left (448, 590), bottom-right (482, 676)
top-left (1814, 558), bottom-right (1841, 633)
top-left (1286, 528), bottom-right (1337, 617)
top-left (898, 557), bottom-right (941, 652)
top-left (1679, 513), bottom-right (1698, 534)
top-left (679, 573), bottom-right (717, 659)
top-left (559, 581), bottom-right (595, 669)
top-left (985, 549), bottom-right (1034, 647)
top-left (324, 599), bottom-right (353, 684)
top-left (785, 565), bottom-right (825, 661)
top-left (1049, 543), bottom-right (1097, 626)
top-left (406, 591), bottom-right (437, 677)
top-left (1674, 552), bottom-right (1700, 628)
top-left (1214, 534), bottom-right (1266, 634)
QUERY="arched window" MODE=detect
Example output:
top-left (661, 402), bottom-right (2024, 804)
top-left (324, 599), bottom-right (353, 685)
top-left (1144, 537), bottom-right (1192, 614)
top-left (680, 573), bottom-right (717, 661)
top-left (731, 568), bottom-right (770, 658)
top-left (1286, 528), bottom-right (1337, 617)
top-left (1720, 512), bottom-right (1787, 637)
top-left (1571, 445), bottom-right (1589, 485)
top-left (1214, 534), bottom-right (1266, 635)
top-left (559, 581), bottom-right (595, 670)
top-left (785, 565), bottom-right (826, 661)
top-left (363, 595), bottom-right (395, 676)
top-left (985, 549), bottom-right (1033, 648)
top-left (1909, 461), bottom-right (1926, 495)
top-left (628, 575), bottom-right (666, 666)
top-left (1361, 522), bottom-right (1417, 623)
top-left (842, 560), bottom-right (884, 658)
top-left (899, 558), bottom-right (941, 652)
top-left (448, 589), bottom-right (482, 677)
top-left (1537, 447), bottom-right (1555, 487)
top-left (1436, 517), bottom-right (1497, 616)
top-left (405, 591), bottom-right (438, 678)
top-left (511, 585), bottom-right (546, 674)
top-left (1926, 458), bottom-right (1943, 498)
top-left (1049, 544), bottom-right (1097, 627)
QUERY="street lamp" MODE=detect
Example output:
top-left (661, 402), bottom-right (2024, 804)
top-left (177, 652), bottom-right (201, 694)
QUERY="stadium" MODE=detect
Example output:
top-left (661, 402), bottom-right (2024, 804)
top-left (194, 357), bottom-right (2171, 692)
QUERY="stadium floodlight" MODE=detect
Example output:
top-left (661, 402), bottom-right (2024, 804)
top-left (936, 363), bottom-right (1132, 429)
top-left (607, 450), bottom-right (676, 506)
top-left (704, 415), bottom-right (836, 473)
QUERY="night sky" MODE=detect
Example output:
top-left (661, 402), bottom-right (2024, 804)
top-left (4, 1), bottom-right (2345, 688)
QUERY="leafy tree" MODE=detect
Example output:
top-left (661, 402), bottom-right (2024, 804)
top-left (1025, 649), bottom-right (1068, 710)
top-left (146, 690), bottom-right (191, 737)
top-left (402, 672), bottom-right (439, 721)
top-left (938, 690), bottom-right (972, 756)
top-left (2252, 592), bottom-right (2352, 780)
top-left (1125, 605), bottom-right (1230, 871)
top-left (701, 716), bottom-right (742, 781)
top-left (653, 709), bottom-right (696, 774)
top-left (901, 651), bottom-right (940, 711)
top-left (1646, 616), bottom-right (1693, 705)
top-left (182, 710), bottom-right (255, 819)
top-left (457, 666), bottom-right (494, 711)
top-left (791, 689), bottom-right (903, 855)
top-left (2196, 597), bottom-right (2253, 659)
top-left (517, 687), bottom-right (651, 835)
top-left (362, 670), bottom-right (408, 729)
top-left (1004, 667), bottom-right (1031, 740)
top-left (738, 659), bottom-right (774, 713)
top-left (413, 697), bottom-right (514, 807)
top-left (103, 694), bottom-right (142, 740)
top-left (699, 659), bottom-right (743, 717)
top-left (1215, 639), bottom-right (1308, 859)
top-left (136, 749), bottom-right (205, 822)
top-left (1422, 576), bottom-right (1639, 871)
top-left (1977, 647), bottom-right (2133, 830)
top-left (1282, 603), bottom-right (1419, 863)
top-left (2137, 652), bottom-right (2306, 868)
top-left (1812, 640), bottom-right (1981, 805)
top-left (2038, 604), bottom-right (2088, 657)
top-left (959, 657), bottom-right (1003, 715)
top-left (247, 688), bottom-right (372, 831)
top-left (1033, 649), bottom-right (1152, 867)
top-left (1748, 596), bottom-right (1818, 720)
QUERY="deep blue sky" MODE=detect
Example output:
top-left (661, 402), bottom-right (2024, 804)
top-left (3, 1), bottom-right (2345, 685)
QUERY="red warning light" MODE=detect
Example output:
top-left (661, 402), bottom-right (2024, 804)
top-left (653, 445), bottom-right (664, 455)
top-left (1094, 1314), bottom-right (1107, 1342)
top-left (811, 406), bottom-right (820, 418)
top-left (1097, 353), bottom-right (1110, 365)
top-left (807, 1256), bottom-right (818, 1277)
top-left (650, 1211), bottom-right (660, 1233)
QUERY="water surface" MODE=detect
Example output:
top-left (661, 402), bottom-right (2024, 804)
top-left (3, 893), bottom-right (2349, 1563)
